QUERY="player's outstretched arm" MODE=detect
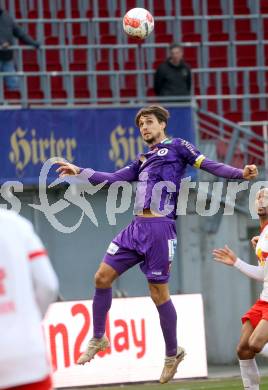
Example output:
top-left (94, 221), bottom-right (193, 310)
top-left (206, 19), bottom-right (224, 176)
top-left (213, 245), bottom-right (264, 281)
top-left (200, 159), bottom-right (258, 180)
top-left (54, 160), bottom-right (139, 184)
top-left (179, 139), bottom-right (258, 180)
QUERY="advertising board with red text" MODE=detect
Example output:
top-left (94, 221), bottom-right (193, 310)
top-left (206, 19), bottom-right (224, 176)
top-left (43, 294), bottom-right (207, 387)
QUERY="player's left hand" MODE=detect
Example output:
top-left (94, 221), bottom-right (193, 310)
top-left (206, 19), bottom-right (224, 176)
top-left (213, 245), bottom-right (237, 266)
top-left (243, 164), bottom-right (258, 180)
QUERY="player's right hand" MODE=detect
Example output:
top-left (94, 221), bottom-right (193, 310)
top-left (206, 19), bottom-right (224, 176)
top-left (212, 245), bottom-right (237, 266)
top-left (54, 161), bottom-right (80, 177)
top-left (251, 235), bottom-right (259, 250)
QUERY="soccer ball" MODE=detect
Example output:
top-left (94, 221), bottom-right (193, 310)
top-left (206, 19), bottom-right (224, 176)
top-left (123, 8), bottom-right (154, 39)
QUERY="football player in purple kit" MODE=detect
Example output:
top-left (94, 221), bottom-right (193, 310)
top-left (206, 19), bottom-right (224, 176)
top-left (55, 105), bottom-right (258, 383)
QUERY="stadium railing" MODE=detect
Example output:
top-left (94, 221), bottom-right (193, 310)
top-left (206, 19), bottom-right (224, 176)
top-left (196, 107), bottom-right (267, 231)
top-left (1, 44), bottom-right (267, 119)
top-left (239, 120), bottom-right (268, 176)
top-left (197, 108), bottom-right (267, 168)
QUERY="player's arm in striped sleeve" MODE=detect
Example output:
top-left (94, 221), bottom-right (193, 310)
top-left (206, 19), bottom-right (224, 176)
top-left (179, 138), bottom-right (258, 180)
top-left (26, 223), bottom-right (59, 317)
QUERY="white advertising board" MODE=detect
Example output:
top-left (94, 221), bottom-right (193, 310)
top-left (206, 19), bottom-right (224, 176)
top-left (43, 294), bottom-right (207, 387)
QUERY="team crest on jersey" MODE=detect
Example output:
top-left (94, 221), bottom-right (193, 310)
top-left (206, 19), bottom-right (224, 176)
top-left (257, 247), bottom-right (268, 266)
top-left (157, 148), bottom-right (168, 156)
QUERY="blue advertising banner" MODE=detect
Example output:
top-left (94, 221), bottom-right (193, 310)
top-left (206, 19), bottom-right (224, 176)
top-left (0, 107), bottom-right (196, 184)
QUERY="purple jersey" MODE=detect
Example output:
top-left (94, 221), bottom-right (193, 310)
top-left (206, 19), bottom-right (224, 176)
top-left (80, 138), bottom-right (244, 219)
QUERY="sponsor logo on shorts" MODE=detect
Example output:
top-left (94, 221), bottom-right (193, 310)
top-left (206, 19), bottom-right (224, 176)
top-left (168, 239), bottom-right (177, 262)
top-left (107, 242), bottom-right (119, 255)
top-left (151, 271), bottom-right (162, 276)
top-left (157, 148), bottom-right (168, 157)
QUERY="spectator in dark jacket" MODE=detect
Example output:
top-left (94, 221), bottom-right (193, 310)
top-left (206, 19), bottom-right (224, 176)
top-left (154, 43), bottom-right (192, 101)
top-left (0, 8), bottom-right (40, 90)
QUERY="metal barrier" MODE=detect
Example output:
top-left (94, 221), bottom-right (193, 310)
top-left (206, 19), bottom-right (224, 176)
top-left (195, 107), bottom-right (267, 231)
top-left (0, 55), bottom-right (267, 117)
top-left (197, 108), bottom-right (267, 168)
top-left (239, 121), bottom-right (268, 178)
top-left (0, 1), bottom-right (266, 116)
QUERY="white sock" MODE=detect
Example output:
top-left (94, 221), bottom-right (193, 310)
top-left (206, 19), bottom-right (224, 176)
top-left (239, 359), bottom-right (260, 390)
top-left (260, 343), bottom-right (268, 357)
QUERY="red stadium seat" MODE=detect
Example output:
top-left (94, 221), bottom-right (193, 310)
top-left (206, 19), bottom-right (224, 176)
top-left (14, 0), bottom-right (22, 18)
top-left (45, 36), bottom-right (59, 45)
top-left (264, 45), bottom-right (268, 64)
top-left (181, 21), bottom-right (195, 35)
top-left (124, 61), bottom-right (137, 70)
top-left (120, 89), bottom-right (137, 98)
top-left (100, 35), bottom-right (117, 44)
top-left (153, 4), bottom-right (168, 16)
top-left (45, 48), bottom-right (62, 71)
top-left (74, 76), bottom-right (90, 98)
top-left (155, 21), bottom-right (168, 34)
top-left (207, 8), bottom-right (222, 15)
top-left (28, 10), bottom-right (38, 18)
top-left (235, 20), bottom-right (251, 33)
top-left (72, 36), bottom-right (88, 44)
top-left (182, 33), bottom-right (202, 42)
top-left (50, 76), bottom-right (67, 99)
top-left (23, 50), bottom-right (39, 72)
top-left (236, 32), bottom-right (257, 41)
top-left (43, 0), bottom-right (51, 17)
top-left (224, 111), bottom-right (243, 123)
top-left (236, 45), bottom-right (257, 67)
top-left (261, 0), bottom-right (268, 13)
top-left (183, 47), bottom-right (199, 68)
top-left (209, 46), bottom-right (228, 67)
top-left (208, 20), bottom-right (224, 34)
top-left (97, 76), bottom-right (112, 98)
top-left (44, 23), bottom-right (52, 37)
top-left (209, 33), bottom-right (229, 41)
top-left (207, 0), bottom-right (222, 6)
top-left (251, 111), bottom-right (268, 121)
top-left (234, 6), bottom-right (250, 15)
top-left (181, 8), bottom-right (194, 15)
top-left (154, 47), bottom-right (167, 60)
top-left (4, 90), bottom-right (21, 101)
top-left (155, 34), bottom-right (173, 43)
top-left (146, 87), bottom-right (156, 96)
top-left (96, 61), bottom-right (119, 70)
top-left (27, 76), bottom-right (44, 100)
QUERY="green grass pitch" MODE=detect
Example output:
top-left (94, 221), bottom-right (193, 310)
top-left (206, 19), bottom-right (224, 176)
top-left (81, 376), bottom-right (268, 390)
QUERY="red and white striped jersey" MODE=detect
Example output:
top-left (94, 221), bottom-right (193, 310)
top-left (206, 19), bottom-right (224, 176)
top-left (256, 223), bottom-right (268, 301)
top-left (0, 209), bottom-right (59, 388)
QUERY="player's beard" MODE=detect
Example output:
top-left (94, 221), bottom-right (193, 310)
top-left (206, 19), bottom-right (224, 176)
top-left (143, 131), bottom-right (162, 146)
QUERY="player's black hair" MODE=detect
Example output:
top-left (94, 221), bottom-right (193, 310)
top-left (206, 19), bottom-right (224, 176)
top-left (135, 105), bottom-right (170, 132)
top-left (169, 43), bottom-right (183, 51)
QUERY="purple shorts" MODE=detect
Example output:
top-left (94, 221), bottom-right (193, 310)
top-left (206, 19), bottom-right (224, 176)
top-left (103, 216), bottom-right (177, 284)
